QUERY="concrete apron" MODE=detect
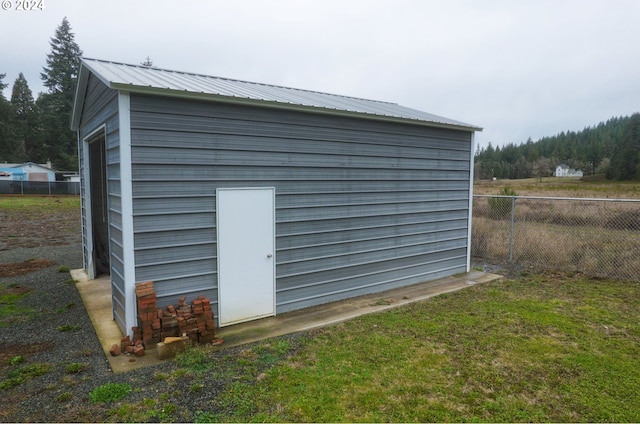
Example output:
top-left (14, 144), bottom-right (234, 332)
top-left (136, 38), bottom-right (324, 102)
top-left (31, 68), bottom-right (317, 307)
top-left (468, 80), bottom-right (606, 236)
top-left (72, 269), bottom-right (502, 373)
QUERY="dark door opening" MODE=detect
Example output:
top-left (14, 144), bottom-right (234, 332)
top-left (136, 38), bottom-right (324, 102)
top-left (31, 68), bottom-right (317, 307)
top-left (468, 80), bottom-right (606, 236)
top-left (88, 132), bottom-right (110, 276)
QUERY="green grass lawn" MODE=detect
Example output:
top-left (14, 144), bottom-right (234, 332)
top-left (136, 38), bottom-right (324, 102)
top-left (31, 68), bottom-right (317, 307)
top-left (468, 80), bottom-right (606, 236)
top-left (0, 195), bottom-right (79, 217)
top-left (196, 273), bottom-right (640, 422)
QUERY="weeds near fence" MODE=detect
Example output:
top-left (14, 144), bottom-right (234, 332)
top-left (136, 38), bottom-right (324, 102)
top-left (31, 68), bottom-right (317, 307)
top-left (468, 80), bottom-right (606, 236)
top-left (487, 187), bottom-right (518, 219)
top-left (473, 195), bottom-right (640, 281)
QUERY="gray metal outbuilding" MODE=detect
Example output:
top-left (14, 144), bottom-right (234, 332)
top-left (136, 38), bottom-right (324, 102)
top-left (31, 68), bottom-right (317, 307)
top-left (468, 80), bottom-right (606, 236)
top-left (71, 58), bottom-right (481, 335)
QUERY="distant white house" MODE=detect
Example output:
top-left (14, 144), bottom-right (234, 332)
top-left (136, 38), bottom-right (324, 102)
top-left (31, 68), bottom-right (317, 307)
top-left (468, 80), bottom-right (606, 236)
top-left (554, 163), bottom-right (583, 177)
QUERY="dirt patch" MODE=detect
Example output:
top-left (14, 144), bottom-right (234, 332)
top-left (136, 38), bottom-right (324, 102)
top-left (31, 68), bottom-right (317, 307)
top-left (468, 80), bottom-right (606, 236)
top-left (0, 284), bottom-right (33, 296)
top-left (0, 259), bottom-right (56, 277)
top-left (0, 200), bottom-right (81, 251)
top-left (0, 342), bottom-right (55, 368)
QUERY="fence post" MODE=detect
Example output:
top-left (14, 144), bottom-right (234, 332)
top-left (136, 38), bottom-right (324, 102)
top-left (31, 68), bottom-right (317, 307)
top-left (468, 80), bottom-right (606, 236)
top-left (509, 196), bottom-right (516, 262)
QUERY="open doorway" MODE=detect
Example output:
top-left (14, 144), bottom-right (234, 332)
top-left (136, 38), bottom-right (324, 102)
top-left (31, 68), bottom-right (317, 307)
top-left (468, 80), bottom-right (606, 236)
top-left (87, 130), bottom-right (110, 276)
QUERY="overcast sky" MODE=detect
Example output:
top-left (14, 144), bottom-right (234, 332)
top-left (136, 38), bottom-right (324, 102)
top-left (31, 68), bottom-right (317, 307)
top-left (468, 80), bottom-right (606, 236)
top-left (1, 0), bottom-right (639, 150)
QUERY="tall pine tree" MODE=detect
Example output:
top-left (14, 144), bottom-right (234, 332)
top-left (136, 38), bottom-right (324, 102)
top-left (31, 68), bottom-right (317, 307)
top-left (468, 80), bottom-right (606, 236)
top-left (39, 17), bottom-right (82, 171)
top-left (0, 73), bottom-right (19, 162)
top-left (11, 73), bottom-right (44, 162)
top-left (609, 113), bottom-right (640, 181)
top-left (474, 114), bottom-right (634, 181)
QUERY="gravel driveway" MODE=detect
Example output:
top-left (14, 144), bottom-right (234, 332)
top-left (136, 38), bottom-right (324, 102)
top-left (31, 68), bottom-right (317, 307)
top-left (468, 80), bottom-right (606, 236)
top-left (0, 197), bottom-right (304, 422)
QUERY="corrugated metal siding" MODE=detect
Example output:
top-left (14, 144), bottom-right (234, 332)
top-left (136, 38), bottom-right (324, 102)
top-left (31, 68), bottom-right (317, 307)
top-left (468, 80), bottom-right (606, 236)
top-left (77, 75), bottom-right (125, 331)
top-left (129, 94), bottom-right (471, 316)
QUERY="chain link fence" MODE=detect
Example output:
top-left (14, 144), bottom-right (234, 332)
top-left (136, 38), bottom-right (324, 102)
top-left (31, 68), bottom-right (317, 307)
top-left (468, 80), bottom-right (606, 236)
top-left (0, 180), bottom-right (80, 195)
top-left (472, 195), bottom-right (640, 281)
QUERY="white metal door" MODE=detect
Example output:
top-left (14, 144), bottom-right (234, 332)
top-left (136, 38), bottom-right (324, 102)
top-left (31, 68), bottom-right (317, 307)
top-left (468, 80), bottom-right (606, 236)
top-left (217, 188), bottom-right (275, 326)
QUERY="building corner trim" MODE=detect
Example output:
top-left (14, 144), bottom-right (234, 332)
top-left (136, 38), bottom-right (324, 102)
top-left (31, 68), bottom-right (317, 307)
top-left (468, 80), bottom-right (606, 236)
top-left (118, 91), bottom-right (136, 335)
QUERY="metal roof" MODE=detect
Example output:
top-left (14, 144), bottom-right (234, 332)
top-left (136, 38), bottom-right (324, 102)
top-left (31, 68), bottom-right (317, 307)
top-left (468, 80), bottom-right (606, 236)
top-left (72, 58), bottom-right (482, 132)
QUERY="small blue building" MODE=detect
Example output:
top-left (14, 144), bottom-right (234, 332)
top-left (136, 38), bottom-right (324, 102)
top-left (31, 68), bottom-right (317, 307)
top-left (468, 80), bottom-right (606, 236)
top-left (0, 162), bottom-right (55, 181)
top-left (0, 167), bottom-right (25, 181)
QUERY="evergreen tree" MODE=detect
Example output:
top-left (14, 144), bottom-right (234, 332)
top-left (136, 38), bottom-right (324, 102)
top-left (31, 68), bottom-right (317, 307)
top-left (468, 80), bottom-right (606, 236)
top-left (141, 56), bottom-right (154, 67)
top-left (41, 17), bottom-right (83, 96)
top-left (609, 114), bottom-right (640, 181)
top-left (474, 114), bottom-right (634, 180)
top-left (0, 73), bottom-right (19, 162)
top-left (11, 73), bottom-right (44, 162)
top-left (39, 17), bottom-right (82, 171)
top-left (595, 157), bottom-right (610, 175)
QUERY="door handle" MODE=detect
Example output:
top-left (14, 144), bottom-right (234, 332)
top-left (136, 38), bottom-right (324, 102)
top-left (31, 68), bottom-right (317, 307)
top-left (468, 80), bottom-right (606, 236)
top-left (266, 253), bottom-right (273, 258)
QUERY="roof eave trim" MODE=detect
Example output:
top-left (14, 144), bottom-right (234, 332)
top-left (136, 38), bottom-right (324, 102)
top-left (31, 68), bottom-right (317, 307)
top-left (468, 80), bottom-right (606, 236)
top-left (70, 65), bottom-right (90, 131)
top-left (71, 59), bottom-right (120, 131)
top-left (110, 83), bottom-right (482, 132)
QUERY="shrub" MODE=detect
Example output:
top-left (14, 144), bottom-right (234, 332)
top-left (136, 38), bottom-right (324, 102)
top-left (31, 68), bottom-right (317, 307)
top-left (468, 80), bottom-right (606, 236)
top-left (488, 187), bottom-right (518, 219)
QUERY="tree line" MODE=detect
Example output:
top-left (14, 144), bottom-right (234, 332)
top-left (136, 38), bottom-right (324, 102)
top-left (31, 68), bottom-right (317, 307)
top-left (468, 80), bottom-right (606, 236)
top-left (475, 113), bottom-right (640, 181)
top-left (2, 16), bottom-right (639, 181)
top-left (0, 17), bottom-right (82, 173)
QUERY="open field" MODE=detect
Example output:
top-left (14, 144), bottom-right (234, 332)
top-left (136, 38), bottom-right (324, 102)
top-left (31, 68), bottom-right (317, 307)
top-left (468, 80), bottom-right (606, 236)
top-left (2, 195), bottom-right (640, 422)
top-left (474, 177), bottom-right (640, 199)
top-left (472, 178), bottom-right (640, 281)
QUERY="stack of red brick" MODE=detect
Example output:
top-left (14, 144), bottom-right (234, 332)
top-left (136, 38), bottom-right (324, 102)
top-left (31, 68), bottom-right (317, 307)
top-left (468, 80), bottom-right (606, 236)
top-left (133, 281), bottom-right (161, 349)
top-left (131, 281), bottom-right (217, 350)
top-left (175, 295), bottom-right (217, 343)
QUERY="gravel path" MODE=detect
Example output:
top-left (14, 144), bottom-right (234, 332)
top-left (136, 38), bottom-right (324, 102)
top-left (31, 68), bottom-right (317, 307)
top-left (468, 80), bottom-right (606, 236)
top-left (0, 244), bottom-right (119, 421)
top-left (0, 239), bottom-right (306, 422)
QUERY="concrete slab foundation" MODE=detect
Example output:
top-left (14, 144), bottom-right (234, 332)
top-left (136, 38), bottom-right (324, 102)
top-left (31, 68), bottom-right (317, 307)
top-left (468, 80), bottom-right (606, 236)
top-left (72, 269), bottom-right (502, 373)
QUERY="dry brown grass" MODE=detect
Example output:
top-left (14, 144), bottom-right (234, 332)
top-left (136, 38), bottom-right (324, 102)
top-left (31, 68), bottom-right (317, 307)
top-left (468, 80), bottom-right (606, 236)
top-left (474, 177), bottom-right (640, 199)
top-left (472, 192), bottom-right (640, 281)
